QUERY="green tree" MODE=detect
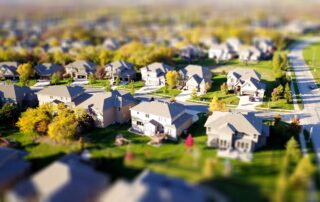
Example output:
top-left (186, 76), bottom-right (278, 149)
top-left (129, 81), bottom-right (135, 95)
top-left (166, 70), bottom-right (179, 89)
top-left (271, 88), bottom-right (279, 102)
top-left (203, 158), bottom-right (215, 178)
top-left (284, 83), bottom-right (292, 103)
top-left (115, 76), bottom-right (120, 86)
top-left (191, 88), bottom-right (198, 99)
top-left (290, 156), bottom-right (315, 189)
top-left (51, 73), bottom-right (60, 85)
top-left (17, 63), bottom-right (34, 84)
top-left (105, 80), bottom-right (112, 92)
top-left (89, 74), bottom-right (96, 85)
top-left (220, 82), bottom-right (228, 95)
top-left (162, 85), bottom-right (169, 94)
top-left (98, 49), bottom-right (113, 66)
top-left (285, 137), bottom-right (301, 164)
top-left (0, 103), bottom-right (19, 124)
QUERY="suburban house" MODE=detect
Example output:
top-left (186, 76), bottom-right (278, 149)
top-left (253, 37), bottom-right (274, 58)
top-left (77, 90), bottom-right (137, 128)
top-left (105, 60), bottom-right (136, 82)
top-left (208, 43), bottom-right (233, 61)
top-left (204, 111), bottom-right (269, 160)
top-left (0, 84), bottom-right (37, 107)
top-left (179, 65), bottom-right (212, 94)
top-left (227, 68), bottom-right (266, 98)
top-left (130, 101), bottom-right (193, 140)
top-left (36, 85), bottom-right (85, 105)
top-left (238, 46), bottom-right (262, 63)
top-left (65, 60), bottom-right (96, 79)
top-left (35, 63), bottom-right (64, 79)
top-left (0, 62), bottom-right (19, 80)
top-left (226, 37), bottom-right (242, 54)
top-left (6, 154), bottom-right (108, 202)
top-left (141, 62), bottom-right (175, 86)
top-left (99, 170), bottom-right (208, 202)
top-left (200, 37), bottom-right (219, 48)
top-left (179, 45), bottom-right (206, 60)
top-left (102, 38), bottom-right (121, 50)
top-left (0, 147), bottom-right (30, 194)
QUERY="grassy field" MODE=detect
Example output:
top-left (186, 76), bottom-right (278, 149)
top-left (85, 80), bottom-right (107, 88)
top-left (117, 81), bottom-right (145, 90)
top-left (302, 42), bottom-right (320, 85)
top-left (0, 114), bottom-right (308, 202)
top-left (152, 86), bottom-right (181, 97)
top-left (191, 74), bottom-right (240, 105)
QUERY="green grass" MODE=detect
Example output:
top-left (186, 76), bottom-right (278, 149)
top-left (117, 81), bottom-right (145, 90)
top-left (289, 65), bottom-right (304, 110)
top-left (302, 42), bottom-right (320, 85)
top-left (53, 79), bottom-right (71, 85)
top-left (152, 87), bottom-right (181, 97)
top-left (190, 74), bottom-right (239, 105)
top-left (85, 80), bottom-right (108, 88)
top-left (16, 79), bottom-right (37, 87)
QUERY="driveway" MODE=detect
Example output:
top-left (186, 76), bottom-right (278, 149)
top-left (71, 79), bottom-right (89, 86)
top-left (175, 90), bottom-right (192, 102)
top-left (236, 96), bottom-right (262, 110)
top-left (135, 85), bottom-right (162, 95)
top-left (32, 80), bottom-right (50, 88)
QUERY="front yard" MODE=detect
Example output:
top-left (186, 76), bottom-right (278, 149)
top-left (302, 42), bottom-right (320, 85)
top-left (0, 113), bottom-right (311, 202)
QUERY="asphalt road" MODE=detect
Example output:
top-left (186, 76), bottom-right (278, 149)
top-left (288, 38), bottom-right (320, 166)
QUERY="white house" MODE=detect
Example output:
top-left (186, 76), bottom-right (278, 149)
top-left (208, 43), bottom-right (233, 61)
top-left (204, 111), bottom-right (269, 160)
top-left (227, 68), bottom-right (265, 98)
top-left (130, 101), bottom-right (193, 140)
top-left (140, 62), bottom-right (175, 86)
top-left (36, 86), bottom-right (85, 105)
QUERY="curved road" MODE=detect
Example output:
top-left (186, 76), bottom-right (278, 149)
top-left (289, 38), bottom-right (320, 167)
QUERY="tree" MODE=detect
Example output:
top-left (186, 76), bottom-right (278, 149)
top-left (162, 85), bottom-right (169, 94)
top-left (51, 72), bottom-right (60, 85)
top-left (53, 51), bottom-right (69, 65)
top-left (48, 105), bottom-right (78, 143)
top-left (166, 70), bottom-right (179, 89)
top-left (191, 88), bottom-right (198, 99)
top-left (276, 84), bottom-right (284, 97)
top-left (290, 115), bottom-right (301, 134)
top-left (98, 49), bottom-right (113, 66)
top-left (280, 53), bottom-right (288, 71)
top-left (95, 66), bottom-right (106, 79)
top-left (285, 137), bottom-right (301, 164)
top-left (89, 74), bottom-right (96, 85)
top-left (209, 96), bottom-right (227, 113)
top-left (204, 82), bottom-right (211, 94)
top-left (271, 88), bottom-right (279, 102)
top-left (0, 103), bottom-right (19, 124)
top-left (129, 81), bottom-right (135, 95)
top-left (203, 158), bottom-right (215, 178)
top-left (185, 134), bottom-right (194, 147)
top-left (115, 76), bottom-right (120, 86)
top-left (220, 82), bottom-right (228, 95)
top-left (290, 156), bottom-right (315, 189)
top-left (17, 63), bottom-right (34, 83)
top-left (274, 114), bottom-right (282, 126)
top-left (104, 80), bottom-right (112, 92)
top-left (284, 83), bottom-right (292, 103)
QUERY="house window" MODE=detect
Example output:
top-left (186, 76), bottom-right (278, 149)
top-left (254, 134), bottom-right (257, 139)
top-left (137, 112), bottom-right (139, 115)
top-left (137, 121), bottom-right (144, 126)
top-left (145, 114), bottom-right (149, 118)
top-left (207, 127), bottom-right (211, 132)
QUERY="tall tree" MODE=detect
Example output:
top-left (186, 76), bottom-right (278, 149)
top-left (209, 96), bottom-right (227, 113)
top-left (166, 70), bottom-right (179, 89)
top-left (51, 73), bottom-right (60, 85)
top-left (17, 63), bottom-right (34, 84)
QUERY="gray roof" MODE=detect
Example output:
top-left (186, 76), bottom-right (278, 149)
top-left (77, 90), bottom-right (136, 113)
top-left (0, 84), bottom-right (32, 100)
top-left (37, 86), bottom-right (84, 98)
top-left (204, 111), bottom-right (263, 136)
top-left (180, 65), bottom-right (212, 82)
top-left (130, 101), bottom-right (185, 119)
top-left (228, 68), bottom-right (261, 82)
top-left (0, 147), bottom-right (30, 190)
top-left (99, 170), bottom-right (207, 202)
top-left (35, 63), bottom-right (64, 77)
top-left (0, 61), bottom-right (19, 77)
top-left (8, 154), bottom-right (108, 202)
top-left (141, 62), bottom-right (174, 75)
top-left (105, 60), bottom-right (133, 70)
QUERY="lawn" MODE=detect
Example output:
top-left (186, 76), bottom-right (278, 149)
top-left (302, 42), bottom-right (320, 85)
top-left (152, 86), bottom-right (181, 97)
top-left (190, 74), bottom-right (240, 105)
top-left (85, 80), bottom-right (107, 88)
top-left (117, 81), bottom-right (145, 90)
top-left (0, 115), bottom-right (307, 202)
top-left (15, 79), bottom-right (37, 87)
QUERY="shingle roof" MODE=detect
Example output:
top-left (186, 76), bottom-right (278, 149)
top-left (228, 68), bottom-right (261, 82)
top-left (37, 86), bottom-right (84, 98)
top-left (8, 154), bottom-right (108, 202)
top-left (77, 90), bottom-right (136, 113)
top-left (130, 101), bottom-right (185, 119)
top-left (65, 60), bottom-right (96, 73)
top-left (180, 65), bottom-right (212, 82)
top-left (0, 84), bottom-right (32, 100)
top-left (141, 62), bottom-right (174, 74)
top-left (35, 63), bottom-right (64, 76)
top-left (205, 111), bottom-right (262, 136)
top-left (105, 60), bottom-right (133, 70)
top-left (0, 61), bottom-right (19, 77)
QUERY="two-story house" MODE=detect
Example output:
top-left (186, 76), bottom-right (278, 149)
top-left (130, 101), bottom-right (193, 140)
top-left (227, 68), bottom-right (265, 98)
top-left (77, 90), bottom-right (137, 128)
top-left (179, 65), bottom-right (212, 94)
top-left (0, 62), bottom-right (19, 80)
top-left (204, 111), bottom-right (269, 159)
top-left (104, 60), bottom-right (136, 82)
top-left (141, 62), bottom-right (175, 86)
top-left (65, 60), bottom-right (96, 79)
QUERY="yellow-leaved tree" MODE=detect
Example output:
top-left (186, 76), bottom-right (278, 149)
top-left (209, 96), bottom-right (227, 113)
top-left (17, 63), bottom-right (34, 85)
top-left (166, 70), bottom-right (179, 89)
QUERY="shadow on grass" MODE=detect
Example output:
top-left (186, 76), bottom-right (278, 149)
top-left (27, 152), bottom-right (65, 174)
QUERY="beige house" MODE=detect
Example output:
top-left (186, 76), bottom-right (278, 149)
top-left (130, 101), bottom-right (193, 140)
top-left (141, 62), bottom-right (175, 86)
top-left (204, 111), bottom-right (269, 160)
top-left (105, 60), bottom-right (136, 82)
top-left (77, 90), bottom-right (137, 128)
top-left (179, 65), bottom-right (212, 94)
top-left (0, 62), bottom-right (19, 80)
top-left (0, 84), bottom-right (37, 107)
top-left (65, 60), bottom-right (96, 79)
top-left (227, 68), bottom-right (265, 98)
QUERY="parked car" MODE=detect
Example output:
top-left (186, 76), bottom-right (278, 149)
top-left (309, 83), bottom-right (317, 89)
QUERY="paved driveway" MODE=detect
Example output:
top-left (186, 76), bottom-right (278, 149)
top-left (175, 90), bottom-right (192, 102)
top-left (135, 85), bottom-right (162, 95)
top-left (71, 79), bottom-right (89, 86)
top-left (236, 95), bottom-right (262, 110)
